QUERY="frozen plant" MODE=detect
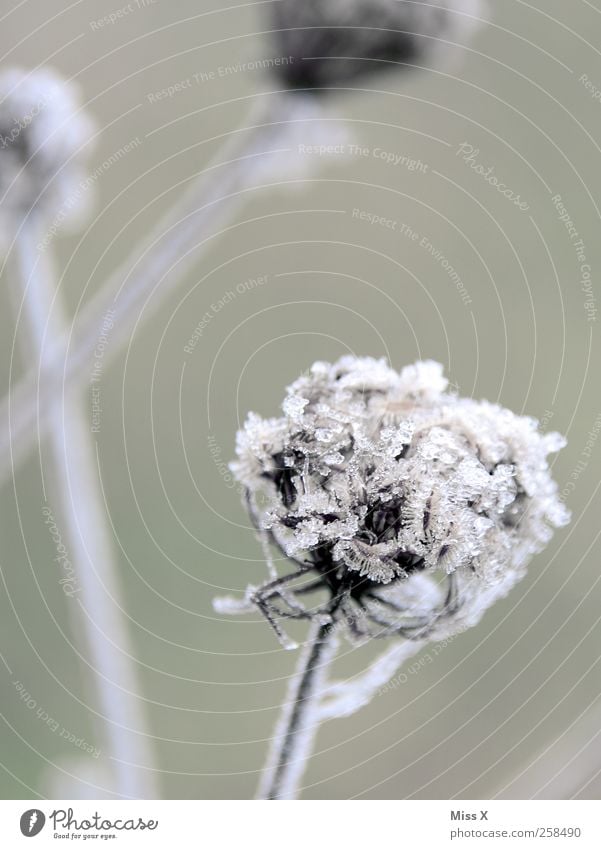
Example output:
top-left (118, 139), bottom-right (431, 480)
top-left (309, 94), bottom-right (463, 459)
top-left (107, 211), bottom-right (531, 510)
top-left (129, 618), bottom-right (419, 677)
top-left (229, 357), bottom-right (569, 645)
top-left (269, 0), bottom-right (487, 90)
top-left (216, 356), bottom-right (569, 799)
top-left (0, 67), bottom-right (95, 239)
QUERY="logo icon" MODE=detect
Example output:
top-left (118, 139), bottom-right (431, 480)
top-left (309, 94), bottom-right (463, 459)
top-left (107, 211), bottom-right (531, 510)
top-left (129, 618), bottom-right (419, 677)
top-left (19, 810), bottom-right (45, 837)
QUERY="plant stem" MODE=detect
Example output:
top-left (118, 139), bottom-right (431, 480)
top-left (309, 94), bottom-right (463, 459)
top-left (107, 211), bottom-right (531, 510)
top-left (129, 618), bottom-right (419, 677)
top-left (13, 216), bottom-right (157, 798)
top-left (0, 94), bottom-right (337, 486)
top-left (258, 618), bottom-right (339, 800)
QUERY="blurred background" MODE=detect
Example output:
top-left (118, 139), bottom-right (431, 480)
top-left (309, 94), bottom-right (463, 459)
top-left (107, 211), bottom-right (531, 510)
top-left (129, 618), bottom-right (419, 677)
top-left (1, 0), bottom-right (601, 800)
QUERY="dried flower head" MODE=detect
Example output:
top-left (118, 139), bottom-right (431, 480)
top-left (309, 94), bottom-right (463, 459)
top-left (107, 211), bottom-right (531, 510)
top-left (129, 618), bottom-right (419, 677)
top-left (0, 67), bottom-right (95, 229)
top-left (268, 0), bottom-right (486, 90)
top-left (222, 357), bottom-right (569, 648)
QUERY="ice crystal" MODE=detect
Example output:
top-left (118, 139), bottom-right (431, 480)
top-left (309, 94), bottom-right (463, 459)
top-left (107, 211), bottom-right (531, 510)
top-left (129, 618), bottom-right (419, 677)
top-left (0, 67), bottom-right (95, 230)
top-left (225, 356), bottom-right (569, 647)
top-left (268, 0), bottom-right (486, 90)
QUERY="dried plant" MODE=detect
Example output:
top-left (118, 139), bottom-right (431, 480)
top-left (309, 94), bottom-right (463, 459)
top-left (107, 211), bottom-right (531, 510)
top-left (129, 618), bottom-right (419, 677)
top-left (216, 356), bottom-right (569, 799)
top-left (269, 0), bottom-right (486, 90)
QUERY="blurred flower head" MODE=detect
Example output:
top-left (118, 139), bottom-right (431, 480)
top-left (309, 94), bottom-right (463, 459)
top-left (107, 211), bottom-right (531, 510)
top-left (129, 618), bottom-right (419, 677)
top-left (0, 67), bottom-right (95, 232)
top-left (228, 356), bottom-right (569, 644)
top-left (268, 0), bottom-right (486, 91)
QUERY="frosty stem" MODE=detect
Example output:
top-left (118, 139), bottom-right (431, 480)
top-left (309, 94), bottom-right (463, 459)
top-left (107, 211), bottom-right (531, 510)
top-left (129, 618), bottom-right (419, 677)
top-left (13, 216), bottom-right (156, 798)
top-left (0, 94), bottom-right (324, 486)
top-left (258, 618), bottom-right (339, 800)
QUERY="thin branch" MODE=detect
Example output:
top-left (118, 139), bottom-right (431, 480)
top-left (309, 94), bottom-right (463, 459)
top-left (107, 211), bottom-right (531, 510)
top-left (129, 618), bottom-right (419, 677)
top-left (317, 639), bottom-right (425, 721)
top-left (257, 616), bottom-right (340, 800)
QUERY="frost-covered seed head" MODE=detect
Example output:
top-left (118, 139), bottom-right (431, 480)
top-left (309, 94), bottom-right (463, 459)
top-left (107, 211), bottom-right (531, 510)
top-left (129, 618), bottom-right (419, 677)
top-left (231, 357), bottom-right (569, 642)
top-left (268, 0), bottom-right (486, 91)
top-left (0, 67), bottom-right (95, 230)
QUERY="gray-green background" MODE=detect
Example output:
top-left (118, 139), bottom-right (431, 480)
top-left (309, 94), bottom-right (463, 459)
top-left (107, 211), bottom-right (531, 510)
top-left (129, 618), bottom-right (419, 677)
top-left (1, 0), bottom-right (601, 800)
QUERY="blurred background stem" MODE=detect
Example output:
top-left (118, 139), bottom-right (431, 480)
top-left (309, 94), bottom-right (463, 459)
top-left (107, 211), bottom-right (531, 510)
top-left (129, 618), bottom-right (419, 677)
top-left (12, 215), bottom-right (157, 798)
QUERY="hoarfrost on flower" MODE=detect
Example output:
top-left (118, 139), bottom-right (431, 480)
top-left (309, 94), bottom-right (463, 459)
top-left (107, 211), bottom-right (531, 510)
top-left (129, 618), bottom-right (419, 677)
top-left (226, 355), bottom-right (569, 646)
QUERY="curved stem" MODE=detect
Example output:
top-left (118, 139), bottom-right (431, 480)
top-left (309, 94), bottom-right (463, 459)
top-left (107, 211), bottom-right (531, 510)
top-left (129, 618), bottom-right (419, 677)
top-left (12, 216), bottom-right (157, 798)
top-left (318, 638), bottom-right (425, 721)
top-left (258, 618), bottom-right (339, 800)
